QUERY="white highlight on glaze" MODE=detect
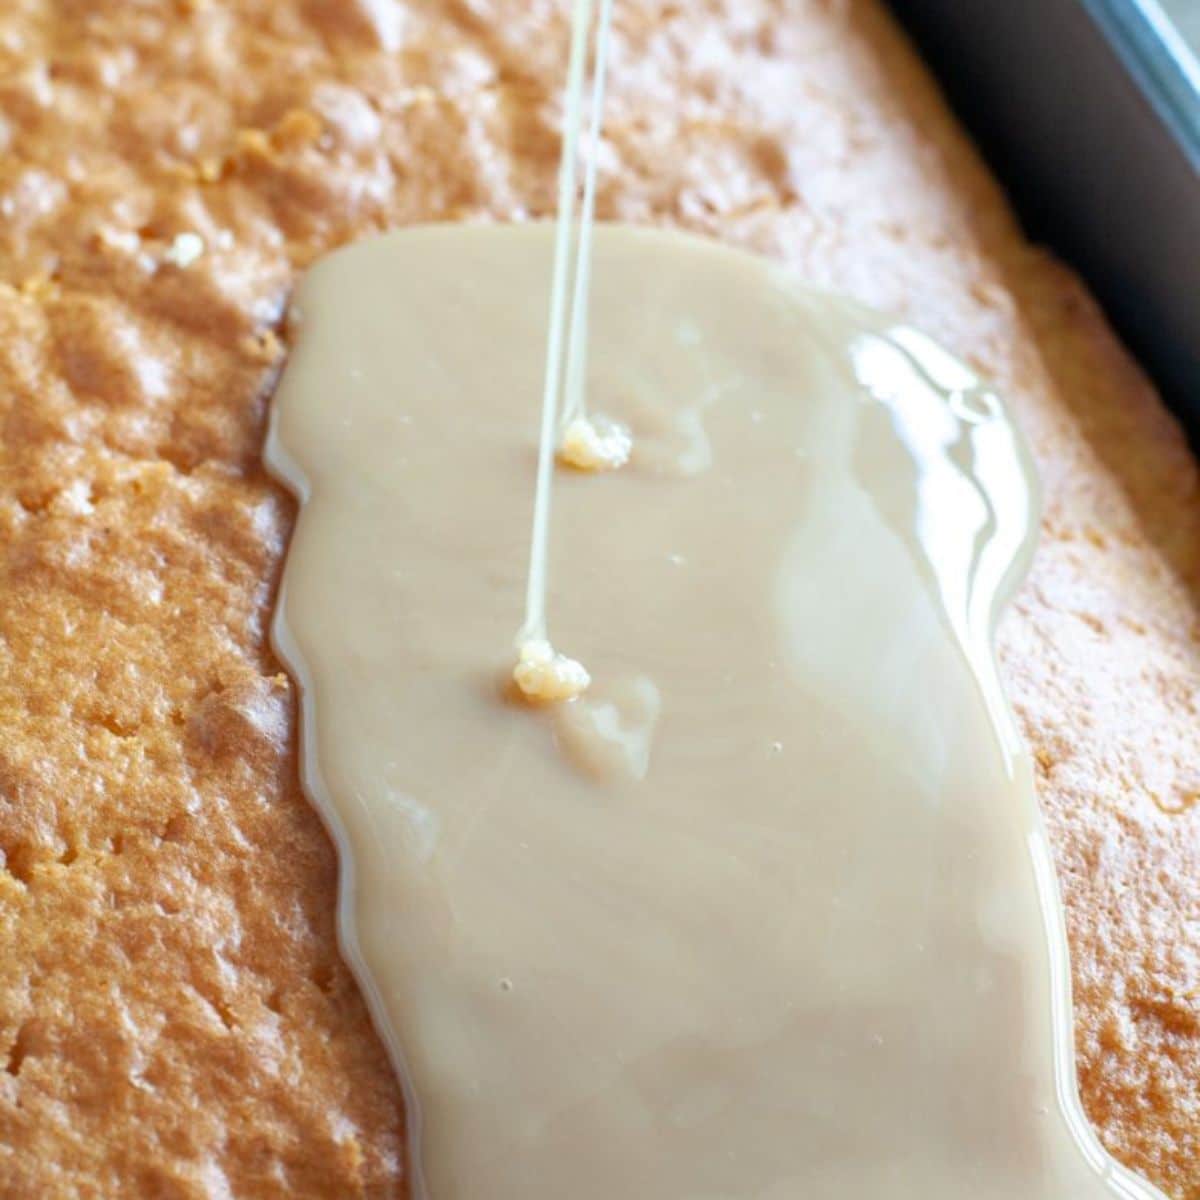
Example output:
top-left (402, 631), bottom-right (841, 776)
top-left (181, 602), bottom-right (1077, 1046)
top-left (553, 674), bottom-right (661, 781)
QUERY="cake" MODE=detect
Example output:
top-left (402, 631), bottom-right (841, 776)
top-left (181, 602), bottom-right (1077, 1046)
top-left (0, 1), bottom-right (1196, 1195)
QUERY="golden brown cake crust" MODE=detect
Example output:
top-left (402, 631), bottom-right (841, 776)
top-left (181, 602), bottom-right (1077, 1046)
top-left (0, 1), bottom-right (1196, 1195)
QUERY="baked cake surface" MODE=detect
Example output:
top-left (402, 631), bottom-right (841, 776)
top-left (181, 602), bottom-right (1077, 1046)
top-left (0, 1), bottom-right (1197, 1196)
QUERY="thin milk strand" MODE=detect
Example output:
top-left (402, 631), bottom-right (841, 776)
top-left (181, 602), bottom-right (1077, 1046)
top-left (561, 0), bottom-right (613, 421)
top-left (519, 0), bottom-right (594, 648)
top-left (513, 0), bottom-right (603, 701)
top-left (559, 0), bottom-right (619, 421)
top-left (558, 0), bottom-right (633, 474)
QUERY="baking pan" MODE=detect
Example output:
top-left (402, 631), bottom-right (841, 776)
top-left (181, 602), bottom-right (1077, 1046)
top-left (889, 0), bottom-right (1200, 429)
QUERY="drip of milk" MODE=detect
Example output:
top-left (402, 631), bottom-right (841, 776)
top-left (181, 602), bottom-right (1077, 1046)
top-left (557, 0), bottom-right (631, 473)
top-left (515, 0), bottom-right (625, 702)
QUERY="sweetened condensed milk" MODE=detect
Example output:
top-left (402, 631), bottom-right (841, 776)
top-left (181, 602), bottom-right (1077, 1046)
top-left (267, 224), bottom-right (1164, 1199)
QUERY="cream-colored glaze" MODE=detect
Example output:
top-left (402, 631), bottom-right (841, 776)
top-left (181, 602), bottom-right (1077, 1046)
top-left (267, 224), bottom-right (1164, 1200)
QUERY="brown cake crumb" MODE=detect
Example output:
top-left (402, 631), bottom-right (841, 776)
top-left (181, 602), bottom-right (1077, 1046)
top-left (0, 1), bottom-right (1198, 1196)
